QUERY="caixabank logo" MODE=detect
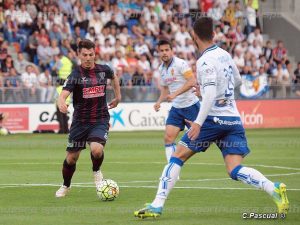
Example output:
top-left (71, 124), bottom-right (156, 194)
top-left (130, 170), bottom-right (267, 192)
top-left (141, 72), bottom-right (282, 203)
top-left (109, 107), bottom-right (166, 129)
top-left (110, 109), bottom-right (125, 127)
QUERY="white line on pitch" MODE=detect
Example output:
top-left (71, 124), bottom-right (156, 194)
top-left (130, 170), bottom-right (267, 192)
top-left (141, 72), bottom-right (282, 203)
top-left (1, 161), bottom-right (300, 171)
top-left (0, 184), bottom-right (299, 191)
top-left (0, 172), bottom-right (299, 187)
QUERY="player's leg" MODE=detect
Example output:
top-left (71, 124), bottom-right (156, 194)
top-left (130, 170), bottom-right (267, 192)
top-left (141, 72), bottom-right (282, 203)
top-left (56, 150), bottom-right (82, 198)
top-left (56, 122), bottom-right (88, 198)
top-left (89, 142), bottom-right (104, 189)
top-left (164, 125), bottom-right (180, 162)
top-left (134, 144), bottom-right (195, 218)
top-left (134, 117), bottom-right (215, 218)
top-left (164, 107), bottom-right (185, 162)
top-left (87, 122), bottom-right (109, 189)
top-left (220, 130), bottom-right (289, 214)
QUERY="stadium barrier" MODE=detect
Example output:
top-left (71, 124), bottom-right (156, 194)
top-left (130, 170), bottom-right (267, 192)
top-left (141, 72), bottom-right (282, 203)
top-left (0, 84), bottom-right (300, 103)
top-left (0, 100), bottom-right (300, 133)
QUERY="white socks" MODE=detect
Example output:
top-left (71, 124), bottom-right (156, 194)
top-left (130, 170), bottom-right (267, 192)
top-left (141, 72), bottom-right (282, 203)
top-left (165, 143), bottom-right (176, 162)
top-left (232, 165), bottom-right (275, 196)
top-left (151, 157), bottom-right (183, 208)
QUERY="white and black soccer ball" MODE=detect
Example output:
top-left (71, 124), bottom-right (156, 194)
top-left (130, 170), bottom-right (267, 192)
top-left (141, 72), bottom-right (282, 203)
top-left (0, 127), bottom-right (9, 136)
top-left (97, 179), bottom-right (119, 201)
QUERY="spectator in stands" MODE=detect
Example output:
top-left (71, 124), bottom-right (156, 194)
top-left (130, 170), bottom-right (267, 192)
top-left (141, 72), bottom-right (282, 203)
top-left (59, 0), bottom-right (73, 17)
top-left (263, 40), bottom-right (273, 62)
top-left (214, 25), bottom-right (227, 46)
top-left (37, 28), bottom-right (50, 44)
top-left (100, 4), bottom-right (112, 25)
top-left (14, 52), bottom-right (37, 75)
top-left (104, 14), bottom-right (119, 30)
top-left (85, 27), bottom-right (97, 42)
top-left (0, 41), bottom-right (8, 63)
top-left (112, 50), bottom-right (129, 72)
top-left (248, 27), bottom-right (263, 46)
top-left (245, 0), bottom-right (256, 35)
top-left (117, 66), bottom-right (134, 101)
top-left (207, 1), bottom-right (223, 25)
top-left (233, 48), bottom-right (245, 70)
top-left (293, 62), bottom-right (300, 97)
top-left (37, 39), bottom-right (52, 69)
top-left (0, 6), bottom-right (5, 30)
top-left (49, 24), bottom-right (63, 44)
top-left (27, 0), bottom-right (38, 21)
top-left (134, 38), bottom-right (151, 59)
top-left (235, 25), bottom-right (245, 43)
top-left (235, 39), bottom-right (249, 56)
top-left (27, 30), bottom-right (39, 63)
top-left (223, 0), bottom-right (237, 27)
top-left (117, 27), bottom-right (130, 46)
top-left (75, 5), bottom-right (89, 31)
top-left (1, 55), bottom-right (14, 77)
top-left (175, 24), bottom-right (191, 48)
top-left (101, 38), bottom-right (115, 58)
top-left (15, 3), bottom-right (33, 36)
top-left (4, 68), bottom-right (22, 102)
top-left (273, 40), bottom-right (287, 65)
top-left (248, 40), bottom-right (262, 59)
top-left (38, 69), bottom-right (55, 103)
top-left (138, 54), bottom-right (151, 73)
top-left (21, 65), bottom-right (38, 102)
top-left (270, 62), bottom-right (290, 98)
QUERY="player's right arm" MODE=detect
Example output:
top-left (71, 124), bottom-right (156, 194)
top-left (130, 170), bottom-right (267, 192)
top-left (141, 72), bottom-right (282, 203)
top-left (58, 69), bottom-right (76, 113)
top-left (57, 90), bottom-right (71, 113)
top-left (154, 86), bottom-right (169, 112)
top-left (188, 60), bottom-right (217, 140)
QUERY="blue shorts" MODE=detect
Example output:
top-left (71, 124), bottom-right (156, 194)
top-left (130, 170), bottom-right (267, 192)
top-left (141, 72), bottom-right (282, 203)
top-left (67, 121), bottom-right (109, 151)
top-left (166, 102), bottom-right (200, 131)
top-left (179, 116), bottom-right (250, 158)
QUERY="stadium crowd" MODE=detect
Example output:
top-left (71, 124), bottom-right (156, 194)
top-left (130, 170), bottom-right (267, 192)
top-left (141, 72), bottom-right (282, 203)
top-left (0, 0), bottom-right (299, 103)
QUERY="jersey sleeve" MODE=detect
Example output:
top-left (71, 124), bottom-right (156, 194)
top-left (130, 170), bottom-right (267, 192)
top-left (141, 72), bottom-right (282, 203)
top-left (106, 65), bottom-right (115, 79)
top-left (194, 60), bottom-right (217, 126)
top-left (180, 60), bottom-right (193, 79)
top-left (62, 69), bottom-right (77, 93)
top-left (198, 60), bottom-right (217, 89)
top-left (232, 61), bottom-right (242, 87)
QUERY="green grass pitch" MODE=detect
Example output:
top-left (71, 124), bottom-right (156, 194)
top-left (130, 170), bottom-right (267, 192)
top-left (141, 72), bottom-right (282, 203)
top-left (0, 129), bottom-right (299, 225)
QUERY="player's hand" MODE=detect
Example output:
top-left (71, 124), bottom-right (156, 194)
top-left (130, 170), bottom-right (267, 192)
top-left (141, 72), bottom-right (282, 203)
top-left (193, 84), bottom-right (201, 97)
top-left (166, 93), bottom-right (176, 102)
top-left (57, 99), bottom-right (68, 114)
top-left (185, 119), bottom-right (201, 141)
top-left (108, 97), bottom-right (121, 109)
top-left (154, 102), bottom-right (161, 112)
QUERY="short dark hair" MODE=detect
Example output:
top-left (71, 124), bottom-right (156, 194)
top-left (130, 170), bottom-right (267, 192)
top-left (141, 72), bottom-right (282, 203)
top-left (157, 39), bottom-right (172, 49)
top-left (78, 39), bottom-right (95, 51)
top-left (193, 17), bottom-right (213, 42)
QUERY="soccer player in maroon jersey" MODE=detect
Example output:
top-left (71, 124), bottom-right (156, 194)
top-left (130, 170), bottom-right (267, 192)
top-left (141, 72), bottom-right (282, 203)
top-left (55, 39), bottom-right (121, 197)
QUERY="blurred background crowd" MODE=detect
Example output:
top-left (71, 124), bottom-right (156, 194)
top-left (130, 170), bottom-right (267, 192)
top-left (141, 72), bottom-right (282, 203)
top-left (0, 0), bottom-right (299, 103)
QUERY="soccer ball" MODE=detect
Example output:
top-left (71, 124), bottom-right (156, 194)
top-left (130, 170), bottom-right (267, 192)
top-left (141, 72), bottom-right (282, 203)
top-left (0, 127), bottom-right (9, 136)
top-left (97, 179), bottom-right (119, 201)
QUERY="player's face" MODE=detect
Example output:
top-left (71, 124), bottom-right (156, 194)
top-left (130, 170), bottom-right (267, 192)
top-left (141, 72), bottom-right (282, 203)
top-left (158, 44), bottom-right (173, 63)
top-left (79, 48), bottom-right (95, 69)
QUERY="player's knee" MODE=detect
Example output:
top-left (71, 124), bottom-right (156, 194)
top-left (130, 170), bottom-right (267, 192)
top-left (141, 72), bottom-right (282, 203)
top-left (164, 133), bottom-right (175, 144)
top-left (66, 156), bottom-right (78, 165)
top-left (91, 144), bottom-right (104, 158)
top-left (91, 149), bottom-right (103, 158)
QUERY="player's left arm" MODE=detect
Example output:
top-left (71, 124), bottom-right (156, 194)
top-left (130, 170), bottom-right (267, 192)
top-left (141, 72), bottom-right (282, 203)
top-left (187, 62), bottom-right (217, 140)
top-left (167, 62), bottom-right (196, 102)
top-left (232, 62), bottom-right (242, 87)
top-left (109, 72), bottom-right (122, 109)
